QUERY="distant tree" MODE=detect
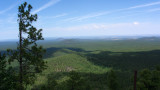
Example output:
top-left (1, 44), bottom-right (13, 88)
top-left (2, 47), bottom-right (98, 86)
top-left (137, 68), bottom-right (160, 90)
top-left (156, 65), bottom-right (160, 71)
top-left (0, 53), bottom-right (6, 78)
top-left (7, 2), bottom-right (46, 89)
top-left (66, 71), bottom-right (88, 90)
top-left (107, 70), bottom-right (119, 90)
top-left (47, 73), bottom-right (58, 90)
top-left (0, 53), bottom-right (7, 89)
top-left (0, 53), bottom-right (18, 89)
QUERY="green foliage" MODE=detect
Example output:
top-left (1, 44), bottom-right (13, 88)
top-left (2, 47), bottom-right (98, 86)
top-left (137, 68), bottom-right (160, 90)
top-left (30, 48), bottom-right (160, 90)
top-left (17, 1), bottom-right (46, 74)
top-left (66, 71), bottom-right (88, 90)
top-left (87, 50), bottom-right (160, 71)
top-left (4, 2), bottom-right (46, 89)
top-left (47, 73), bottom-right (58, 90)
top-left (31, 52), bottom-right (108, 90)
top-left (107, 70), bottom-right (119, 90)
top-left (0, 53), bottom-right (19, 90)
top-left (0, 53), bottom-right (8, 89)
top-left (32, 74), bottom-right (58, 90)
top-left (0, 53), bottom-right (6, 76)
top-left (39, 38), bottom-right (160, 52)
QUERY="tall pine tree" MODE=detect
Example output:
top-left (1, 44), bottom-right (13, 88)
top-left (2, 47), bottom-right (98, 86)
top-left (7, 2), bottom-right (46, 89)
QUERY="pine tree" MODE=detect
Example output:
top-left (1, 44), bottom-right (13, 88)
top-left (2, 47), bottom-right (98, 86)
top-left (107, 70), bottom-right (119, 90)
top-left (67, 71), bottom-right (87, 90)
top-left (137, 69), bottom-right (160, 90)
top-left (0, 53), bottom-right (18, 89)
top-left (7, 2), bottom-right (46, 89)
top-left (0, 53), bottom-right (7, 89)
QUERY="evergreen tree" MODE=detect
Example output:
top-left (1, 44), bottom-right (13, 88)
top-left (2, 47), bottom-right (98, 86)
top-left (66, 71), bottom-right (87, 90)
top-left (7, 2), bottom-right (46, 89)
top-left (0, 53), bottom-right (18, 89)
top-left (47, 73), bottom-right (58, 90)
top-left (137, 69), bottom-right (160, 90)
top-left (0, 53), bottom-right (7, 89)
top-left (107, 70), bottom-right (119, 90)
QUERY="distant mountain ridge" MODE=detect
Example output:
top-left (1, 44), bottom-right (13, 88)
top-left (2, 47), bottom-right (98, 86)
top-left (1, 36), bottom-right (160, 51)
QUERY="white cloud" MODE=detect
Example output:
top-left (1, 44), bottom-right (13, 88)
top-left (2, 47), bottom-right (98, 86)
top-left (148, 8), bottom-right (160, 12)
top-left (0, 29), bottom-right (18, 41)
top-left (51, 13), bottom-right (67, 18)
top-left (133, 22), bottom-right (139, 25)
top-left (63, 12), bottom-right (110, 22)
top-left (0, 1), bottom-right (20, 14)
top-left (2, 22), bottom-right (160, 40)
top-left (43, 22), bottom-right (160, 37)
top-left (128, 1), bottom-right (160, 9)
top-left (0, 14), bottom-right (17, 26)
top-left (7, 14), bottom-right (17, 24)
top-left (62, 1), bottom-right (160, 22)
top-left (44, 13), bottom-right (68, 19)
top-left (73, 12), bottom-right (109, 21)
top-left (45, 22), bottom-right (142, 31)
top-left (32, 0), bottom-right (61, 14)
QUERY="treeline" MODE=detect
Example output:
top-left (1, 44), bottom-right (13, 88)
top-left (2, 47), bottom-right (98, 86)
top-left (87, 50), bottom-right (160, 70)
top-left (31, 67), bottom-right (160, 90)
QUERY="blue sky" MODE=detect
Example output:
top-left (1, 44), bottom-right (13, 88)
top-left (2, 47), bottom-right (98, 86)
top-left (0, 0), bottom-right (160, 40)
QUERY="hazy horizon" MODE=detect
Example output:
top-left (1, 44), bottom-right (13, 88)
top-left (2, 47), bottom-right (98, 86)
top-left (1, 35), bottom-right (160, 42)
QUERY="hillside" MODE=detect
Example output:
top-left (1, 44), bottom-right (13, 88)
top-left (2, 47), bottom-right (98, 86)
top-left (30, 49), bottom-right (110, 90)
top-left (30, 47), bottom-right (160, 90)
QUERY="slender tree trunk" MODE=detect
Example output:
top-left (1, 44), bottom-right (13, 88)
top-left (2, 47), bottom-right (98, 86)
top-left (19, 19), bottom-right (23, 90)
top-left (134, 70), bottom-right (137, 90)
top-left (71, 80), bottom-right (74, 90)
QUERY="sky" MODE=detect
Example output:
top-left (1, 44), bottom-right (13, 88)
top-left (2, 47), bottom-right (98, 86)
top-left (0, 0), bottom-right (160, 40)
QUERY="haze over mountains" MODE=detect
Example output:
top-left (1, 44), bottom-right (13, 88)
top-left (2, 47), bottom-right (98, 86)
top-left (1, 36), bottom-right (160, 51)
top-left (1, 35), bottom-right (160, 42)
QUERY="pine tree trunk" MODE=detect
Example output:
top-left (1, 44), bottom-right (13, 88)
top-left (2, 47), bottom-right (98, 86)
top-left (134, 70), bottom-right (137, 90)
top-left (19, 19), bottom-right (23, 90)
